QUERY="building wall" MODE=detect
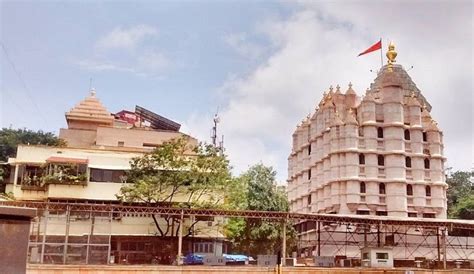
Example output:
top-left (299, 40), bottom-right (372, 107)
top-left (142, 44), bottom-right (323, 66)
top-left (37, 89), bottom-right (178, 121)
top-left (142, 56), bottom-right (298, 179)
top-left (287, 65), bottom-right (447, 218)
top-left (95, 127), bottom-right (196, 149)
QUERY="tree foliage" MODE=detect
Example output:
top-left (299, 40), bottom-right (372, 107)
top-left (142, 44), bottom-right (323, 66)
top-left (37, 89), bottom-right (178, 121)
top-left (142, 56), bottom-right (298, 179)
top-left (225, 164), bottom-right (296, 256)
top-left (117, 137), bottom-right (231, 237)
top-left (0, 128), bottom-right (66, 162)
top-left (447, 170), bottom-right (473, 219)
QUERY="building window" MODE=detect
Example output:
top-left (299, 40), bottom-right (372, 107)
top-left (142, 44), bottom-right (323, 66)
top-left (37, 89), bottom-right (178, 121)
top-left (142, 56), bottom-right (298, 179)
top-left (379, 183), bottom-right (386, 195)
top-left (378, 155), bottom-right (385, 166)
top-left (307, 195), bottom-right (312, 205)
top-left (425, 186), bottom-right (431, 197)
top-left (407, 184), bottom-right (413, 196)
top-left (359, 128), bottom-right (364, 137)
top-left (308, 144), bottom-right (311, 155)
top-left (308, 169), bottom-right (311, 180)
top-left (376, 211), bottom-right (388, 216)
top-left (422, 213), bottom-right (435, 218)
top-left (377, 127), bottom-right (384, 138)
top-left (408, 212), bottom-right (417, 218)
top-left (376, 253), bottom-right (389, 260)
top-left (404, 129), bottom-right (410, 140)
top-left (194, 242), bottom-right (214, 253)
top-left (424, 158), bottom-right (430, 169)
top-left (359, 154), bottom-right (365, 165)
top-left (360, 182), bottom-right (366, 193)
top-left (118, 141), bottom-right (124, 147)
top-left (422, 132), bottom-right (427, 142)
top-left (405, 157), bottom-right (412, 168)
top-left (90, 168), bottom-right (126, 183)
top-left (356, 210), bottom-right (370, 215)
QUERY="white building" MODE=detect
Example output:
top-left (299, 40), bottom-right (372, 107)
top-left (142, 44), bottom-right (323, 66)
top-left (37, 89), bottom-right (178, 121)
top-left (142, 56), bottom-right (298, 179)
top-left (287, 44), bottom-right (447, 219)
top-left (5, 91), bottom-right (226, 264)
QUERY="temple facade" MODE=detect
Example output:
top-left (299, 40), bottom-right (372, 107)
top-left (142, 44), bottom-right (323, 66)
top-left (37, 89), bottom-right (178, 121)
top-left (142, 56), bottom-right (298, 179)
top-left (287, 45), bottom-right (447, 219)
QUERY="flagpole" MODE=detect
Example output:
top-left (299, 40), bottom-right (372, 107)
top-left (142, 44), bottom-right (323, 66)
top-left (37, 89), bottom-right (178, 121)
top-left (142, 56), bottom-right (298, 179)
top-left (380, 38), bottom-right (383, 68)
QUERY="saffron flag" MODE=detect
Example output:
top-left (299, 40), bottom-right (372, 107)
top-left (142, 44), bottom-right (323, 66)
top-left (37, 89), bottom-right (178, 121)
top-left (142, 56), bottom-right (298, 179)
top-left (358, 40), bottom-right (382, 56)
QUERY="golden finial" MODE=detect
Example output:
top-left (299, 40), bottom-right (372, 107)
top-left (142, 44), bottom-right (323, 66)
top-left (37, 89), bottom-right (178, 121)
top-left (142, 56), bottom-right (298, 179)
top-left (386, 42), bottom-right (397, 63)
top-left (386, 42), bottom-right (397, 72)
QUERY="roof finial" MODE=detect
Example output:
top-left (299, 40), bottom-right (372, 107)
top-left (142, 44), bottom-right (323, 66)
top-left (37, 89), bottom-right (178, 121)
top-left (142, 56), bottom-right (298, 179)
top-left (90, 88), bottom-right (96, 97)
top-left (386, 42), bottom-right (397, 72)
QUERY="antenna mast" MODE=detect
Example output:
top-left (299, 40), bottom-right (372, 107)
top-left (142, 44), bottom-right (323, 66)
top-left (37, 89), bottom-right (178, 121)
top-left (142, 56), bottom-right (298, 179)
top-left (211, 110), bottom-right (225, 153)
top-left (211, 113), bottom-right (219, 147)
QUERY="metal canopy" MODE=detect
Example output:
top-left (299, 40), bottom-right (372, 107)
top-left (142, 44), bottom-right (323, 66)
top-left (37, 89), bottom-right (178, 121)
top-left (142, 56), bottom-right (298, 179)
top-left (1, 200), bottom-right (473, 230)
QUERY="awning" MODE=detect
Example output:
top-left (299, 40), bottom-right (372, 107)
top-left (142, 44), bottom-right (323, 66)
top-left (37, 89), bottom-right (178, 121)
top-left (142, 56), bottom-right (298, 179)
top-left (46, 156), bottom-right (88, 165)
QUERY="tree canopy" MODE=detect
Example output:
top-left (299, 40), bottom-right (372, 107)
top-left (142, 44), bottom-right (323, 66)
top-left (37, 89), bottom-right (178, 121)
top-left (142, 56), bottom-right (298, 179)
top-left (225, 164), bottom-right (295, 256)
top-left (117, 137), bottom-right (232, 237)
top-left (0, 128), bottom-right (65, 162)
top-left (447, 170), bottom-right (473, 219)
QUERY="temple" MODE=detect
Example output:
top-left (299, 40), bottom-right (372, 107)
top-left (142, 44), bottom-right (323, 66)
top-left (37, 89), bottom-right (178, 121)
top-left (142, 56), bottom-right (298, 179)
top-left (287, 44), bottom-right (447, 219)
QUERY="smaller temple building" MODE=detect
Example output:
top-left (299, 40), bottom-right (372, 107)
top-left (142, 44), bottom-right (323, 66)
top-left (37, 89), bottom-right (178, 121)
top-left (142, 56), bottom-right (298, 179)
top-left (5, 91), bottom-right (226, 265)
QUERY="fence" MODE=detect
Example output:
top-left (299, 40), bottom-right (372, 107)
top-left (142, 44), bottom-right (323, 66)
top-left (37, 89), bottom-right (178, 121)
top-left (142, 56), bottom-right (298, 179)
top-left (1, 200), bottom-right (473, 269)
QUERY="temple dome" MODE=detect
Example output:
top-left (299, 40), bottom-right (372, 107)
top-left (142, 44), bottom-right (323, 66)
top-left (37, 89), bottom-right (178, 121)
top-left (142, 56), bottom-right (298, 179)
top-left (65, 89), bottom-right (114, 130)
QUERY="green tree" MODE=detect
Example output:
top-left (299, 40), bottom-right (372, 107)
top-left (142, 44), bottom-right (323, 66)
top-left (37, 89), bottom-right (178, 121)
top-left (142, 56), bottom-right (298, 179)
top-left (117, 137), bottom-right (231, 237)
top-left (225, 164), bottom-right (296, 256)
top-left (451, 194), bottom-right (474, 220)
top-left (0, 128), bottom-right (66, 161)
top-left (446, 170), bottom-right (473, 219)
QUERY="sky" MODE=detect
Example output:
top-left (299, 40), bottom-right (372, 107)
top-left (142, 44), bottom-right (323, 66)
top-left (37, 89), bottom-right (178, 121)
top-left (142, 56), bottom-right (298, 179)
top-left (1, 0), bottom-right (473, 182)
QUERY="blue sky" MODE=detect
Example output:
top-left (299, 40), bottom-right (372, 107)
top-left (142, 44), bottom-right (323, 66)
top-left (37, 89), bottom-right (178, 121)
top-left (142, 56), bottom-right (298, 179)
top-left (1, 1), bottom-right (289, 131)
top-left (1, 1), bottom-right (472, 181)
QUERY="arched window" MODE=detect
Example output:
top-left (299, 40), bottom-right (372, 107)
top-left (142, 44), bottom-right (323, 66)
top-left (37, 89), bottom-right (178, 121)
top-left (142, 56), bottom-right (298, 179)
top-left (379, 183), bottom-right (386, 195)
top-left (360, 182), bottom-right (366, 193)
top-left (378, 155), bottom-right (385, 166)
top-left (359, 154), bottom-right (365, 165)
top-left (422, 132), bottom-right (427, 142)
top-left (404, 129), bottom-right (411, 140)
top-left (425, 186), bottom-right (431, 197)
top-left (407, 184), bottom-right (413, 196)
top-left (405, 157), bottom-right (412, 168)
top-left (377, 127), bottom-right (384, 138)
top-left (424, 158), bottom-right (430, 169)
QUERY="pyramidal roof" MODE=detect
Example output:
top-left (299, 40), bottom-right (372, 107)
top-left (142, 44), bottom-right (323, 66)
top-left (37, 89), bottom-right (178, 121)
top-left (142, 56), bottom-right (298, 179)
top-left (65, 89), bottom-right (114, 126)
top-left (369, 64), bottom-right (432, 111)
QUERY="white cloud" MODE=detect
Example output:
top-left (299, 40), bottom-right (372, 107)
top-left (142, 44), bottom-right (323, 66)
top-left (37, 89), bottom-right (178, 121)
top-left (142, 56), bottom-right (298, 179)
top-left (95, 25), bottom-right (157, 51)
top-left (77, 24), bottom-right (168, 77)
top-left (187, 2), bottom-right (473, 181)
